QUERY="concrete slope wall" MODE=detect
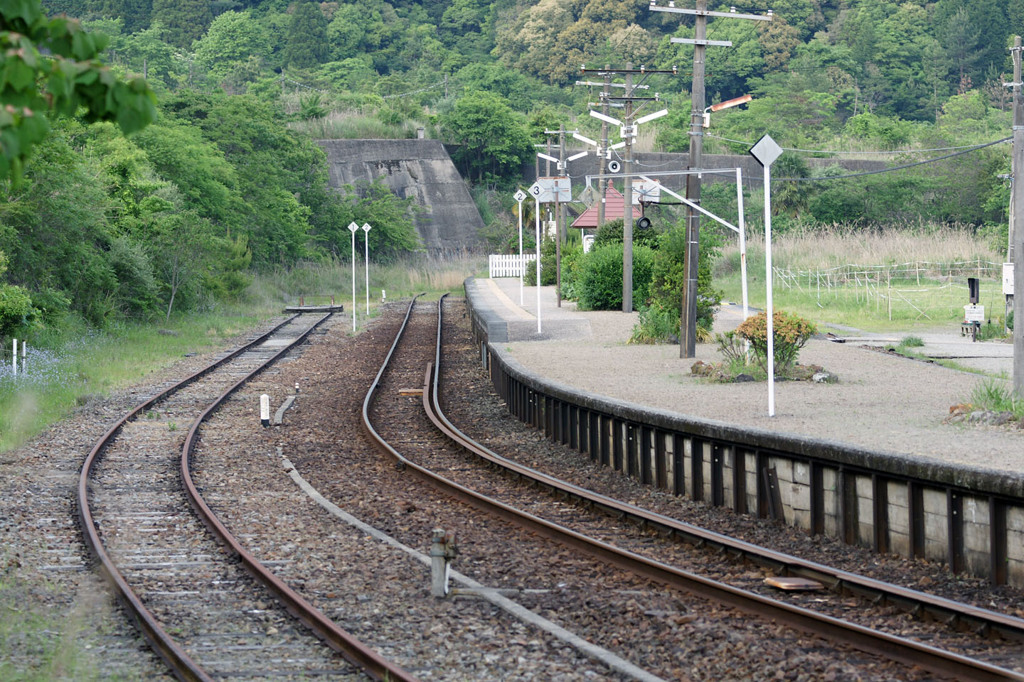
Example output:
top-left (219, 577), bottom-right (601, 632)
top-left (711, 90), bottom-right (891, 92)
top-left (317, 139), bottom-right (483, 255)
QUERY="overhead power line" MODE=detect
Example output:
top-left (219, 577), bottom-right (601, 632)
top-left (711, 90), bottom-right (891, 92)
top-left (770, 137), bottom-right (1011, 182)
top-left (706, 133), bottom-right (1009, 156)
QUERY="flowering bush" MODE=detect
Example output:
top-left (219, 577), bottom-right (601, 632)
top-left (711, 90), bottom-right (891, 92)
top-left (735, 310), bottom-right (817, 374)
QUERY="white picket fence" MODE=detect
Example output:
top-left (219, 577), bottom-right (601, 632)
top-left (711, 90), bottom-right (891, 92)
top-left (488, 254), bottom-right (536, 278)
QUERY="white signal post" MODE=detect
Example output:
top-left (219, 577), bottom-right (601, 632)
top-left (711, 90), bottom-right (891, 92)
top-left (361, 223), bottom-right (371, 315)
top-left (534, 191), bottom-right (542, 334)
top-left (528, 182), bottom-right (544, 334)
top-left (513, 189), bottom-right (528, 304)
top-left (348, 222), bottom-right (358, 331)
top-left (749, 134), bottom-right (784, 417)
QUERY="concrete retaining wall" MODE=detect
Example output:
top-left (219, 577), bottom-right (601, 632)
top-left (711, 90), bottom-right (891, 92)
top-left (465, 277), bottom-right (1024, 587)
top-left (317, 139), bottom-right (484, 255)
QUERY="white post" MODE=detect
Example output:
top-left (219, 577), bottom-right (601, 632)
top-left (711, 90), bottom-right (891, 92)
top-left (348, 222), bottom-right (358, 331)
top-left (12, 338), bottom-right (16, 376)
top-left (514, 190), bottom-right (527, 305)
top-left (736, 168), bottom-right (749, 322)
top-left (765, 163), bottom-right (775, 418)
top-left (535, 196), bottom-right (542, 334)
top-left (260, 394), bottom-right (271, 427)
top-left (362, 223), bottom-right (371, 315)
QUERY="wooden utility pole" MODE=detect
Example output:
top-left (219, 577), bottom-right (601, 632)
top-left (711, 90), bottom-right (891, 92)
top-left (1012, 36), bottom-right (1024, 395)
top-left (623, 65), bottom-right (636, 313)
top-left (599, 70), bottom-right (611, 228)
top-left (557, 124), bottom-right (565, 306)
top-left (651, 1), bottom-right (772, 357)
top-left (682, 0), bottom-right (708, 357)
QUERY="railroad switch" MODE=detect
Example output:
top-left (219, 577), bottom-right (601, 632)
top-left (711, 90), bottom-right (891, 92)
top-left (430, 528), bottom-right (458, 598)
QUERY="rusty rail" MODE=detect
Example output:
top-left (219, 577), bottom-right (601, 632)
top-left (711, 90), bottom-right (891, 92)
top-left (79, 312), bottom-right (417, 682)
top-left (408, 296), bottom-right (1022, 681)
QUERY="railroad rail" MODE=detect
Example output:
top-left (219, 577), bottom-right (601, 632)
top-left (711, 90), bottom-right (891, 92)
top-left (464, 279), bottom-right (1024, 591)
top-left (429, 312), bottom-right (1024, 644)
top-left (78, 312), bottom-right (417, 682)
top-left (364, 295), bottom-right (1024, 680)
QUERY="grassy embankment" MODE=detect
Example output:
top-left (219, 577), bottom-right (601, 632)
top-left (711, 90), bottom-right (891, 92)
top-left (0, 253), bottom-right (482, 680)
top-left (715, 225), bottom-right (1009, 334)
top-left (0, 254), bottom-right (483, 454)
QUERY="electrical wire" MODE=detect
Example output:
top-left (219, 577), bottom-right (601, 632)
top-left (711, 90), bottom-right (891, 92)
top-left (770, 137), bottom-right (1010, 182)
top-left (706, 133), bottom-right (1010, 156)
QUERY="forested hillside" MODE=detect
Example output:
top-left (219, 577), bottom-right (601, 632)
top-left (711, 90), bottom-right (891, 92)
top-left (3, 0), bottom-right (1020, 334)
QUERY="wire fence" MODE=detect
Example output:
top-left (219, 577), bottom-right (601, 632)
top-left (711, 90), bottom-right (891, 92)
top-left (772, 259), bottom-right (1008, 322)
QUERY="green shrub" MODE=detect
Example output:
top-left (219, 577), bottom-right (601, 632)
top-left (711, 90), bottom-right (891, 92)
top-left (969, 380), bottom-right (1024, 419)
top-left (523, 238), bottom-right (556, 286)
top-left (735, 310), bottom-right (817, 374)
top-left (629, 301), bottom-right (678, 344)
top-left (577, 243), bottom-right (654, 311)
top-left (0, 284), bottom-right (35, 337)
top-left (647, 223), bottom-right (722, 337)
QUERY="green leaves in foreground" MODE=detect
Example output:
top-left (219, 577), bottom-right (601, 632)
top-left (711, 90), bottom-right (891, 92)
top-left (1, 0), bottom-right (157, 181)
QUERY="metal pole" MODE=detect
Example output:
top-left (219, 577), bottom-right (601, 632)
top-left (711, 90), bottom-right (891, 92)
top-left (362, 223), bottom-right (371, 315)
top-left (535, 196), bottom-right (543, 334)
top-left (736, 168), bottom-right (749, 322)
top-left (1011, 37), bottom-right (1021, 263)
top-left (556, 124), bottom-right (565, 307)
top-left (517, 197), bottom-right (525, 305)
top-left (1013, 36), bottom-right (1024, 396)
top-left (348, 222), bottom-right (358, 331)
top-left (680, 0), bottom-right (707, 358)
top-left (765, 163), bottom-right (776, 417)
top-left (622, 64), bottom-right (634, 313)
top-left (598, 67), bottom-right (611, 229)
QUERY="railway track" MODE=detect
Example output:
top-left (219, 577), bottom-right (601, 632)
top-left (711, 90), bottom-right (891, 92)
top-left (67, 296), bottom-right (1024, 679)
top-left (77, 313), bottom-right (416, 681)
top-left (365, 295), bottom-right (1024, 681)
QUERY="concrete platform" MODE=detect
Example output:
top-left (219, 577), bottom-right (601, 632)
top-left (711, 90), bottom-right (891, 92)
top-left (465, 277), bottom-right (1023, 476)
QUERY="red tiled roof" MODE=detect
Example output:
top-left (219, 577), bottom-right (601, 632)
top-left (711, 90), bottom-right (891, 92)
top-left (570, 185), bottom-right (642, 229)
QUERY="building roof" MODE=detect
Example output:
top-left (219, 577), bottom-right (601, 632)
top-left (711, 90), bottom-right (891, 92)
top-left (570, 185), bottom-right (642, 229)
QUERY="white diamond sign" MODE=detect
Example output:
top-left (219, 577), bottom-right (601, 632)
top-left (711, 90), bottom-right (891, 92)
top-left (749, 134), bottom-right (783, 168)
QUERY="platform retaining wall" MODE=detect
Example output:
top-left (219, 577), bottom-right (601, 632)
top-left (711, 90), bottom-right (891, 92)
top-left (464, 278), bottom-right (1024, 587)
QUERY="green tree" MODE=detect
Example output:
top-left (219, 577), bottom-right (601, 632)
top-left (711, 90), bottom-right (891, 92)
top-left (193, 10), bottom-right (271, 86)
top-left (161, 91), bottom-right (330, 266)
top-left (933, 0), bottom-right (1008, 90)
top-left (1, 0), bottom-right (156, 181)
top-left (119, 22), bottom-right (179, 90)
top-left (332, 177), bottom-right (421, 264)
top-left (439, 90), bottom-right (532, 185)
top-left (151, 0), bottom-right (212, 49)
top-left (648, 221), bottom-right (722, 337)
top-left (283, 0), bottom-right (329, 69)
top-left (131, 118), bottom-right (243, 233)
top-left (91, 0), bottom-right (152, 34)
top-left (0, 126), bottom-right (122, 325)
top-left (0, 249), bottom-right (34, 337)
top-left (148, 209), bottom-right (217, 320)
